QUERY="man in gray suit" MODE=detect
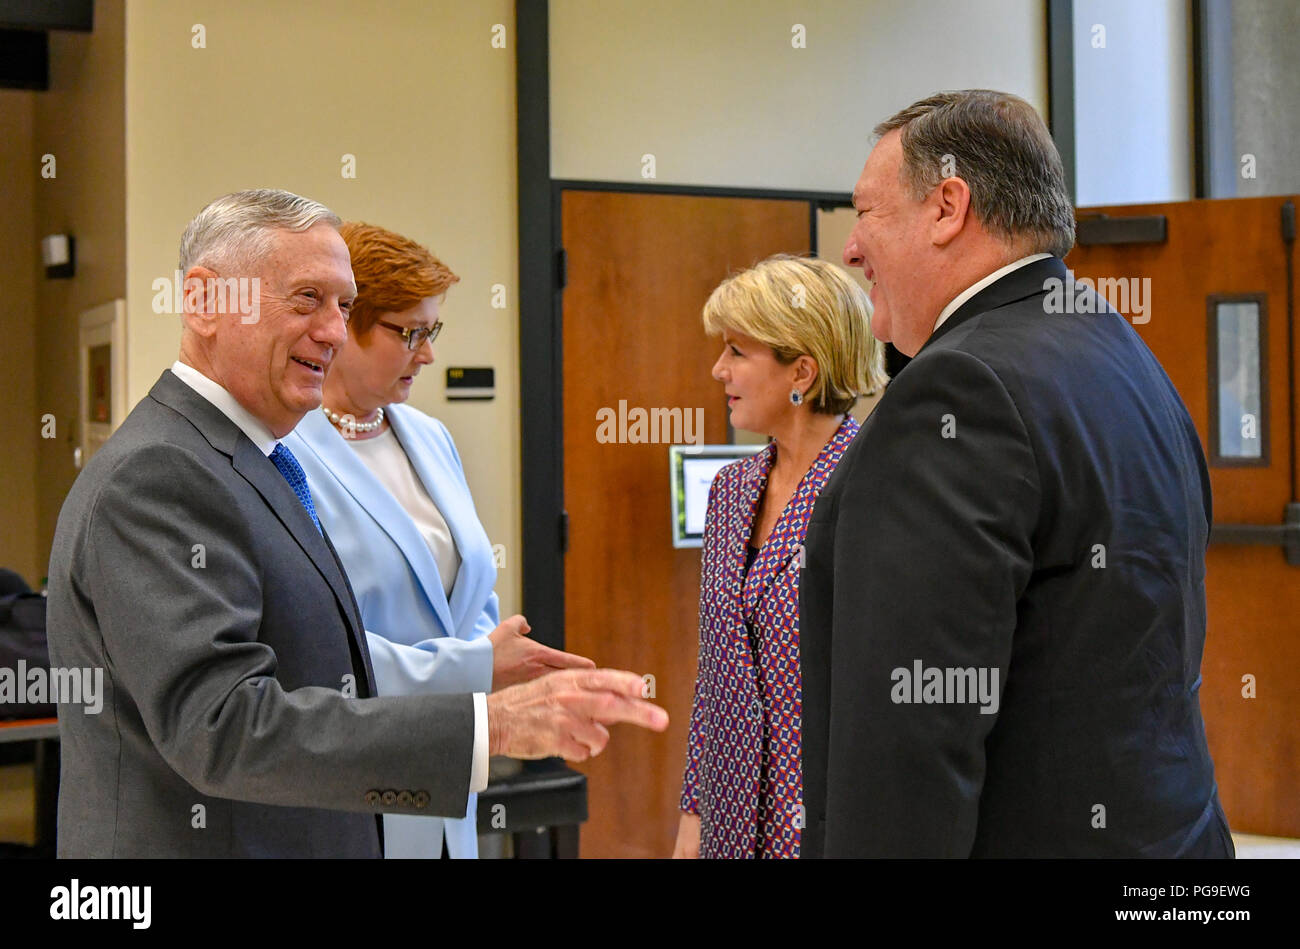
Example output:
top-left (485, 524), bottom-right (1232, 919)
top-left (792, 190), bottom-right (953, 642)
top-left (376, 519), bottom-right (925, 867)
top-left (47, 189), bottom-right (667, 857)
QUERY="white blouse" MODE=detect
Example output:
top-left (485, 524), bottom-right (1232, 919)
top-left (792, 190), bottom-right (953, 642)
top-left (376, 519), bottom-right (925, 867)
top-left (347, 426), bottom-right (461, 599)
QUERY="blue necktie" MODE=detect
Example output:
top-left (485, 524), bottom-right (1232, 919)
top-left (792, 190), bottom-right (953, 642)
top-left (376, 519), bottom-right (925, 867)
top-left (269, 442), bottom-right (322, 535)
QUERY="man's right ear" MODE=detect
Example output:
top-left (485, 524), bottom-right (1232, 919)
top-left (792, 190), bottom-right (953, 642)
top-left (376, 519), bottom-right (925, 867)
top-left (181, 266), bottom-right (218, 335)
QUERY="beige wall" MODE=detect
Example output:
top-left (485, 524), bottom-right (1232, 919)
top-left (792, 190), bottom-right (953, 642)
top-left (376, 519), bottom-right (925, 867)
top-left (7, 0), bottom-right (1049, 612)
top-left (2, 0), bottom-right (1049, 649)
top-left (124, 0), bottom-right (521, 613)
top-left (551, 0), bottom-right (1048, 192)
top-left (58, 0), bottom-right (1047, 626)
top-left (0, 92), bottom-right (40, 587)
top-left (1073, 0), bottom-right (1193, 205)
top-left (817, 205), bottom-right (883, 420)
top-left (550, 0), bottom-right (1046, 436)
top-left (0, 0), bottom-right (125, 846)
top-left (32, 0), bottom-right (127, 583)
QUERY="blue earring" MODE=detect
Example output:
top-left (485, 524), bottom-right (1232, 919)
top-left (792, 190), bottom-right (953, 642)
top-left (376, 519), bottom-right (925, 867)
top-left (790, 389), bottom-right (804, 406)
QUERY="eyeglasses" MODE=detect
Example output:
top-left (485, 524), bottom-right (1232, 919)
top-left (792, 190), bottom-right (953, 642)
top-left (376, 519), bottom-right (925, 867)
top-left (375, 319), bottom-right (442, 351)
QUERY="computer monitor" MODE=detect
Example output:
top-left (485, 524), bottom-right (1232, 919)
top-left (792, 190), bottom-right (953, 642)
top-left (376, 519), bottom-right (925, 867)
top-left (669, 443), bottom-right (766, 548)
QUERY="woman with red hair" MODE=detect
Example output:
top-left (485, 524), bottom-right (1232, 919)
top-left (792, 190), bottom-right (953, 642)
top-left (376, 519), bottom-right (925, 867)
top-left (284, 223), bottom-right (592, 859)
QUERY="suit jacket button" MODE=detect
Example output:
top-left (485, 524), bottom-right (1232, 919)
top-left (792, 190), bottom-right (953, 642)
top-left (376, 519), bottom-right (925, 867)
top-left (413, 790), bottom-right (430, 809)
top-left (397, 790), bottom-right (414, 806)
top-left (380, 789), bottom-right (398, 806)
top-left (364, 790), bottom-right (381, 806)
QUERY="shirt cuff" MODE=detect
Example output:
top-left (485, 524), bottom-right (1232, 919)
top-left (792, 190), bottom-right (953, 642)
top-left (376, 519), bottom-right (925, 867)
top-left (469, 692), bottom-right (489, 793)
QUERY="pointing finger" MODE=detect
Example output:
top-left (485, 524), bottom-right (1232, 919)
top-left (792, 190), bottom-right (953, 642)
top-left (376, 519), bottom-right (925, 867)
top-left (562, 668), bottom-right (648, 697)
top-left (568, 690), bottom-right (669, 732)
top-left (540, 645), bottom-right (596, 670)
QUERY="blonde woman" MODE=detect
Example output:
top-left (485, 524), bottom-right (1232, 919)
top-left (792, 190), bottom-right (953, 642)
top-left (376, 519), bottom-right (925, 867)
top-left (674, 255), bottom-right (888, 858)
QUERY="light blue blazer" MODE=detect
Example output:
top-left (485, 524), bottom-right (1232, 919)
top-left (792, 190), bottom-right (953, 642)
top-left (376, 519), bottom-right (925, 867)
top-left (284, 403), bottom-right (498, 859)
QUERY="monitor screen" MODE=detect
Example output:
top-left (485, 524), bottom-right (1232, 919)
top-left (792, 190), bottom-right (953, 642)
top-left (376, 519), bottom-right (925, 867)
top-left (669, 443), bottom-right (766, 548)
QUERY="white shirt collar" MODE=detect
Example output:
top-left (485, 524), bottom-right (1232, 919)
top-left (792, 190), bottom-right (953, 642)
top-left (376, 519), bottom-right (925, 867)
top-left (931, 253), bottom-right (1053, 333)
top-left (170, 360), bottom-right (280, 456)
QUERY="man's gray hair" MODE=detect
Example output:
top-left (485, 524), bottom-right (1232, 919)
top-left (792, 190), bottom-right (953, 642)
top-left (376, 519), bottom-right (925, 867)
top-left (874, 90), bottom-right (1076, 258)
top-left (178, 188), bottom-right (341, 276)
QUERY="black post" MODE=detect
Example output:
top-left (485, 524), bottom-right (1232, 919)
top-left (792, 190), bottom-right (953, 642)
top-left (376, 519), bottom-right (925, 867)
top-left (1047, 0), bottom-right (1076, 204)
top-left (515, 0), bottom-right (565, 650)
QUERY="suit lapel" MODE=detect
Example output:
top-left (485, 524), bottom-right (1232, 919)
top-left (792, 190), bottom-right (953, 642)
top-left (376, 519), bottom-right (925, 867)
top-left (294, 409), bottom-right (458, 637)
top-left (389, 406), bottom-right (488, 636)
top-left (149, 371), bottom-right (372, 681)
top-left (229, 440), bottom-right (370, 650)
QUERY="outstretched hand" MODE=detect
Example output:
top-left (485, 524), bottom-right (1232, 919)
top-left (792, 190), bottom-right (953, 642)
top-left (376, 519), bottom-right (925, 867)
top-left (486, 668), bottom-right (669, 761)
top-left (488, 614), bottom-right (596, 690)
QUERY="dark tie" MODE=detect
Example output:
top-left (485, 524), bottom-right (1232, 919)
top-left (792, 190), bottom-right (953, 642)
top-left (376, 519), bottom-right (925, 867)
top-left (269, 442), bottom-right (322, 535)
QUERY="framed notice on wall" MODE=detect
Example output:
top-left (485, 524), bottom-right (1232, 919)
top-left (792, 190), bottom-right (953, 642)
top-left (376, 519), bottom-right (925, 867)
top-left (78, 300), bottom-right (127, 468)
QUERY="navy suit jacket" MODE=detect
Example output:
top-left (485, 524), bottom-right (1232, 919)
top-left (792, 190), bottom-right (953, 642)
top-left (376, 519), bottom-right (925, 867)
top-left (800, 256), bottom-right (1233, 857)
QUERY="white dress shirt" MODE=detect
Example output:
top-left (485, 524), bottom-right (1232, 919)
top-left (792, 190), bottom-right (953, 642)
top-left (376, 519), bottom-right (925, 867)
top-left (170, 361), bottom-right (488, 793)
top-left (347, 427), bottom-right (462, 599)
top-left (931, 253), bottom-right (1053, 334)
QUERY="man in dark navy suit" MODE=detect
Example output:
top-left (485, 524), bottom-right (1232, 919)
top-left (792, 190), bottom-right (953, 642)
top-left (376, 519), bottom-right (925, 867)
top-left (800, 90), bottom-right (1233, 857)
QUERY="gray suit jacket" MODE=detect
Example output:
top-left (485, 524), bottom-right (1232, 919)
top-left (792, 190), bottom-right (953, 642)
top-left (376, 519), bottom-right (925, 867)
top-left (47, 370), bottom-right (475, 857)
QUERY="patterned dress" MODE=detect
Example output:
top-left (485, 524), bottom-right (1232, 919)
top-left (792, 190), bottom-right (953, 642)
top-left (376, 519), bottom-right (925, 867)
top-left (680, 416), bottom-right (861, 858)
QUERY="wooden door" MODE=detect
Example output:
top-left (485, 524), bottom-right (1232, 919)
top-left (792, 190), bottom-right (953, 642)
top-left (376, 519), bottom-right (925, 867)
top-left (561, 190), bottom-right (811, 857)
top-left (1066, 196), bottom-right (1300, 837)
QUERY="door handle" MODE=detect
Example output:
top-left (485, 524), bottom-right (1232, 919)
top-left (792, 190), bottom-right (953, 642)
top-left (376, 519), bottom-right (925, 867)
top-left (1210, 503), bottom-right (1300, 565)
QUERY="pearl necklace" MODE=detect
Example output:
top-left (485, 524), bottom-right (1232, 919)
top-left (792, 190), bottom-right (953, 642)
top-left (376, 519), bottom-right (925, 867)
top-left (322, 405), bottom-right (385, 433)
